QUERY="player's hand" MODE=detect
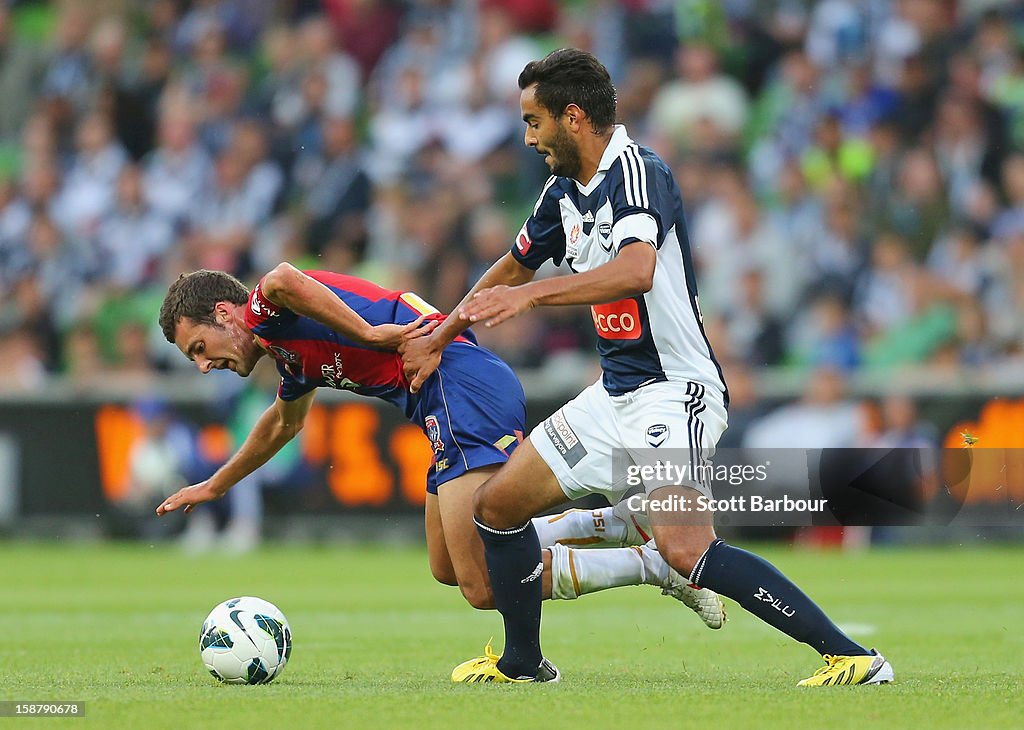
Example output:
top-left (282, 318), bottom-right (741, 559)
top-left (460, 284), bottom-right (535, 327)
top-left (367, 315), bottom-right (437, 350)
top-left (399, 333), bottom-right (443, 394)
top-left (156, 481), bottom-right (224, 516)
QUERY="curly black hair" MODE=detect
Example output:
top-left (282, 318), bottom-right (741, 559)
top-left (518, 48), bottom-right (616, 132)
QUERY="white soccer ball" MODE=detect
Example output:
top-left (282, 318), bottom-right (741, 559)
top-left (199, 596), bottom-right (292, 684)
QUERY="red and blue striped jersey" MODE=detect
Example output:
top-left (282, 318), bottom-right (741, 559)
top-left (243, 271), bottom-right (470, 413)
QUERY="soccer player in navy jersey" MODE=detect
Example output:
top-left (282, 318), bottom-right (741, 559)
top-left (401, 48), bottom-right (892, 686)
top-left (154, 265), bottom-right (725, 627)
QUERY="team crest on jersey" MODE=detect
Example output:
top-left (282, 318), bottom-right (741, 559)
top-left (269, 345), bottom-right (298, 364)
top-left (250, 285), bottom-right (280, 318)
top-left (646, 424), bottom-right (670, 448)
top-left (598, 221), bottom-right (613, 250)
top-left (424, 415), bottom-right (444, 453)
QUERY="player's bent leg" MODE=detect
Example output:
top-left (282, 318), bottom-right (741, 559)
top-left (455, 438), bottom-right (568, 682)
top-left (425, 493), bottom-right (458, 587)
top-left (436, 465), bottom-right (553, 609)
top-left (472, 438), bottom-right (568, 529)
top-left (646, 488), bottom-right (889, 683)
top-left (436, 467), bottom-right (499, 609)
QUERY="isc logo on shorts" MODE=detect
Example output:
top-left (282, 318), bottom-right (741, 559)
top-left (591, 299), bottom-right (641, 340)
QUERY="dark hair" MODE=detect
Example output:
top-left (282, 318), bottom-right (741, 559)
top-left (158, 270), bottom-right (249, 343)
top-left (518, 48), bottom-right (616, 132)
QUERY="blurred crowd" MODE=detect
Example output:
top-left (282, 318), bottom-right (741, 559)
top-left (1, 0), bottom-right (1024, 399)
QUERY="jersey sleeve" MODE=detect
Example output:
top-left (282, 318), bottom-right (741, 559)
top-left (244, 277), bottom-right (299, 336)
top-left (275, 361), bottom-right (316, 402)
top-left (607, 151), bottom-right (666, 253)
top-left (510, 176), bottom-right (567, 269)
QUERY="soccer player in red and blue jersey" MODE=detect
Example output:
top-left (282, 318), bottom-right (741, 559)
top-left (154, 264), bottom-right (725, 625)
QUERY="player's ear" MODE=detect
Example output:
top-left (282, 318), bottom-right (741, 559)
top-left (565, 104), bottom-right (584, 131)
top-left (214, 301), bottom-right (233, 323)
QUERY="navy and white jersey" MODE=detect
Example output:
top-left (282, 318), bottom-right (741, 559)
top-left (512, 125), bottom-right (727, 401)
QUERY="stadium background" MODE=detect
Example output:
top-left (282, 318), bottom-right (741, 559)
top-left (0, 0), bottom-right (1022, 548)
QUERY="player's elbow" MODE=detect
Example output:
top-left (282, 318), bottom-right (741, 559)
top-left (275, 415), bottom-right (304, 442)
top-left (632, 267), bottom-right (654, 295)
top-left (619, 245), bottom-right (655, 295)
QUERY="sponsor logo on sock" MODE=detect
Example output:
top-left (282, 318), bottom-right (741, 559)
top-left (521, 561), bottom-right (544, 583)
top-left (754, 586), bottom-right (795, 617)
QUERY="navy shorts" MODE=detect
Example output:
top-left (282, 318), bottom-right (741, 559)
top-left (413, 342), bottom-right (526, 494)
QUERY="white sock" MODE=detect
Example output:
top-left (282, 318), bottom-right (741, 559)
top-left (548, 542), bottom-right (679, 599)
top-left (531, 507), bottom-right (627, 548)
top-left (548, 543), bottom-right (675, 599)
top-left (636, 542), bottom-right (673, 587)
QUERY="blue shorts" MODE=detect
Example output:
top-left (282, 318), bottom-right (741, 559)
top-left (412, 342), bottom-right (525, 494)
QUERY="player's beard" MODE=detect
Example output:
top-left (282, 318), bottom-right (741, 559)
top-left (546, 123), bottom-right (582, 179)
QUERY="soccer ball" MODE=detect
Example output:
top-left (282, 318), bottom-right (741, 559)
top-left (199, 596), bottom-right (292, 684)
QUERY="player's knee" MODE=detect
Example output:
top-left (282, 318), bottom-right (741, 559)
top-left (472, 478), bottom-right (526, 531)
top-left (459, 582), bottom-right (495, 610)
top-left (659, 538), bottom-right (714, 578)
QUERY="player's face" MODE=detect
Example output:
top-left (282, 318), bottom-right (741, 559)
top-left (174, 312), bottom-right (263, 377)
top-left (521, 84), bottom-right (582, 179)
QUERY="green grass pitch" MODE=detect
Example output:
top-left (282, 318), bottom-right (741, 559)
top-left (1, 542), bottom-right (1021, 729)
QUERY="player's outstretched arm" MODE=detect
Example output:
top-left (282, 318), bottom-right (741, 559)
top-left (463, 241), bottom-right (655, 328)
top-left (262, 262), bottom-right (425, 349)
top-left (400, 253), bottom-right (536, 393)
top-left (156, 391), bottom-right (315, 516)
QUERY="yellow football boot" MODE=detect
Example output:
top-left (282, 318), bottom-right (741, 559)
top-left (451, 641), bottom-right (560, 683)
top-left (798, 650), bottom-right (894, 686)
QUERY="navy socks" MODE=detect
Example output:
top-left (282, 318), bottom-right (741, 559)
top-left (474, 518), bottom-right (544, 677)
top-left (693, 539), bottom-right (868, 656)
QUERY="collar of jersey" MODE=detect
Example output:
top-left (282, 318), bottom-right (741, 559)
top-left (574, 124), bottom-right (632, 196)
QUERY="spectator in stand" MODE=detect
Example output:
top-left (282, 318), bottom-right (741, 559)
top-left (806, 182), bottom-right (868, 303)
top-left (722, 267), bottom-right (787, 368)
top-left (291, 115), bottom-right (371, 256)
top-left (747, 48), bottom-right (827, 195)
top-left (992, 152), bottom-right (1024, 241)
top-left (926, 226), bottom-right (989, 300)
top-left (745, 367), bottom-right (863, 450)
top-left (854, 232), bottom-right (920, 338)
top-left (184, 147), bottom-right (265, 276)
top-left (0, 5), bottom-right (48, 144)
top-left (788, 293), bottom-right (861, 373)
top-left (54, 112), bottom-right (128, 240)
top-left (647, 42), bottom-right (749, 157)
top-left (142, 103), bottom-right (213, 227)
top-left (878, 146), bottom-right (950, 262)
top-left (95, 163), bottom-right (175, 291)
top-left (297, 15), bottom-right (361, 121)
